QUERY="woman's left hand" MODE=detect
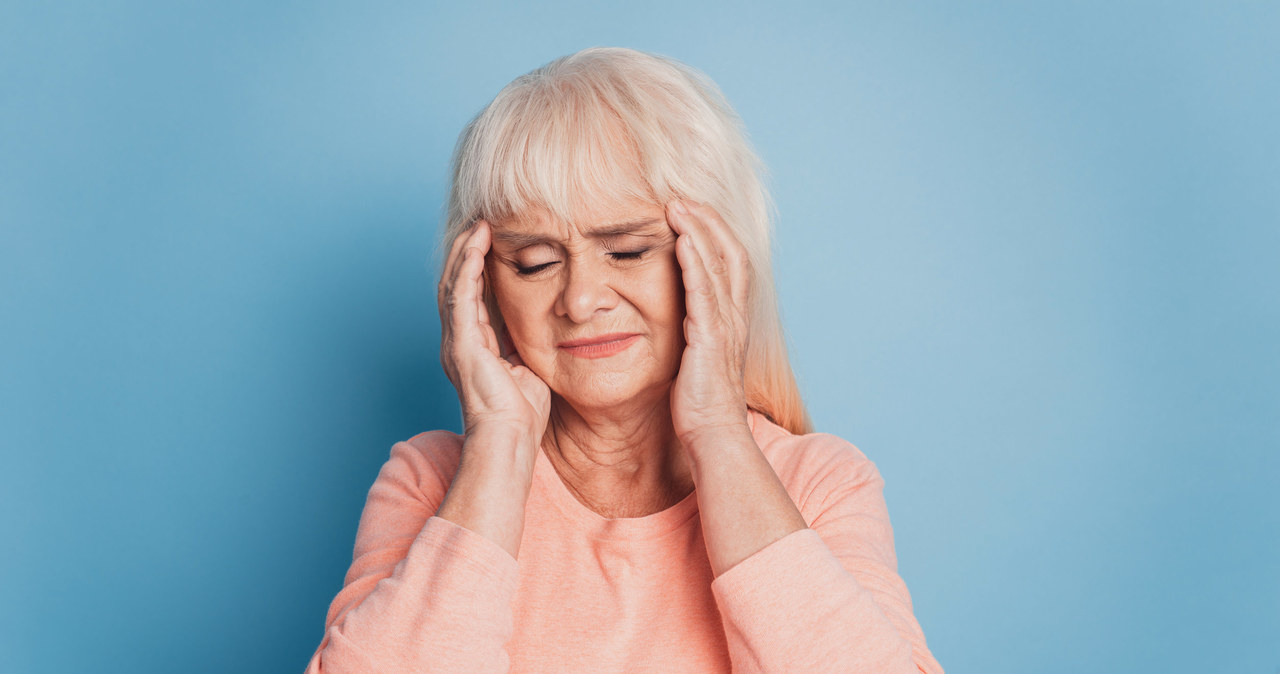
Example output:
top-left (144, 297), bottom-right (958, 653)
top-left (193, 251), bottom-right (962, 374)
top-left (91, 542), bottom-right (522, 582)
top-left (666, 200), bottom-right (753, 451)
top-left (667, 200), bottom-right (809, 576)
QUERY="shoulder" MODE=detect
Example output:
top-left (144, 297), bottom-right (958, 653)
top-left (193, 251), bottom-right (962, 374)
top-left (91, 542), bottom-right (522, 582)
top-left (748, 410), bottom-right (886, 517)
top-left (399, 428), bottom-right (465, 472)
top-left (371, 430), bottom-right (465, 509)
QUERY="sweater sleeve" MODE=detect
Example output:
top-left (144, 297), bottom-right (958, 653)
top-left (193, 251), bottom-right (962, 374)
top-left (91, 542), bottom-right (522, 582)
top-left (304, 435), bottom-right (520, 674)
top-left (709, 437), bottom-right (944, 674)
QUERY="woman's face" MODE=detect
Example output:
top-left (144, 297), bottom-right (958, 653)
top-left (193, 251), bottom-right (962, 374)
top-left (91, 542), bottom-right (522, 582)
top-left (485, 193), bottom-right (685, 413)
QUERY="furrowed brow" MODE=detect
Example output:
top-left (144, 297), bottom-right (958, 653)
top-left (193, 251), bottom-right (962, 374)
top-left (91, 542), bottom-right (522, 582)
top-left (490, 230), bottom-right (552, 248)
top-left (585, 218), bottom-right (667, 238)
top-left (491, 218), bottom-right (668, 248)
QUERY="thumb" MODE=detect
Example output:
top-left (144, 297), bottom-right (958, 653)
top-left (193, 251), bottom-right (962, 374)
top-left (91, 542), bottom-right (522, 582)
top-left (500, 327), bottom-right (521, 363)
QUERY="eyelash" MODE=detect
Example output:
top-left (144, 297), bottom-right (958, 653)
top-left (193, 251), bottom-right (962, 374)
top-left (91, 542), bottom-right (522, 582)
top-left (515, 250), bottom-right (648, 276)
top-left (515, 262), bottom-right (556, 276)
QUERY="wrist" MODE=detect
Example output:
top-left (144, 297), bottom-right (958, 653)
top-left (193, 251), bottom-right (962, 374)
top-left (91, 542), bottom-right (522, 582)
top-left (675, 402), bottom-right (750, 447)
top-left (461, 425), bottom-right (540, 478)
top-left (437, 435), bottom-right (535, 560)
top-left (680, 421), bottom-right (756, 471)
top-left (465, 419), bottom-right (542, 452)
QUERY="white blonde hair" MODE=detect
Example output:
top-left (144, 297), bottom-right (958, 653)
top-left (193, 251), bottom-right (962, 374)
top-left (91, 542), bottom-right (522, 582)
top-left (442, 46), bottom-right (811, 434)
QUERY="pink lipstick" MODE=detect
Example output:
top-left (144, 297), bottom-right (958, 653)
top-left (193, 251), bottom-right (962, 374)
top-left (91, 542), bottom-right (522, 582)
top-left (557, 333), bottom-right (640, 359)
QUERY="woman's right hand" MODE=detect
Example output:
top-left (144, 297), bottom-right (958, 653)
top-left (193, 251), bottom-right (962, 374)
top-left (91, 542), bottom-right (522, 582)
top-left (438, 220), bottom-right (551, 450)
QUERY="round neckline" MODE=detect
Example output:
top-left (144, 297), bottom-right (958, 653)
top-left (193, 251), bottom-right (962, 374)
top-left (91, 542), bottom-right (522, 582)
top-left (531, 411), bottom-right (761, 540)
top-left (533, 445), bottom-right (699, 540)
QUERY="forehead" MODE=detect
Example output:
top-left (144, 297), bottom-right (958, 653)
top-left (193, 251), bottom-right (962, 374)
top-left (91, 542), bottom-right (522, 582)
top-left (491, 193), bottom-right (668, 245)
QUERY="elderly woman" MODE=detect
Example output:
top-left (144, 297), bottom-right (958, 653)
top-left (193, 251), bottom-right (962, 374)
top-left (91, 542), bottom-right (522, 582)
top-left (306, 47), bottom-right (943, 673)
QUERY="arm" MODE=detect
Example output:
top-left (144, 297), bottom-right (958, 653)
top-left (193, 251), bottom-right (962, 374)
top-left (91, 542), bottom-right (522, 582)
top-left (303, 437), bottom-right (522, 674)
top-left (707, 437), bottom-right (945, 674)
top-left (665, 200), bottom-right (941, 672)
top-left (666, 199), bottom-right (808, 577)
top-left (306, 221), bottom-right (550, 672)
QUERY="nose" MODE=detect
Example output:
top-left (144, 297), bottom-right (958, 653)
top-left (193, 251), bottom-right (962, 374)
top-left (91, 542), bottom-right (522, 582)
top-left (554, 256), bottom-right (617, 323)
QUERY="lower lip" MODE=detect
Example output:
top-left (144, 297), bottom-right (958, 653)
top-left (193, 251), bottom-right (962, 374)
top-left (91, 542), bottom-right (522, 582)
top-left (559, 335), bottom-right (640, 359)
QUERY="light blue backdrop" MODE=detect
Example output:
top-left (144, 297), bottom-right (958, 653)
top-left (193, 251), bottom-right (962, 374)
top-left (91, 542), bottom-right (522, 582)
top-left (2, 2), bottom-right (1276, 673)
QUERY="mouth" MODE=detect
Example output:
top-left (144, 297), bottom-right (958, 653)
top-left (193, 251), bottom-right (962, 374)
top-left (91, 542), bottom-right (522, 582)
top-left (556, 333), bottom-right (641, 359)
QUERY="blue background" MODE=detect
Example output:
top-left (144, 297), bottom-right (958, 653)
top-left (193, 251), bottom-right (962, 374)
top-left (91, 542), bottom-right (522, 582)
top-left (2, 2), bottom-right (1276, 672)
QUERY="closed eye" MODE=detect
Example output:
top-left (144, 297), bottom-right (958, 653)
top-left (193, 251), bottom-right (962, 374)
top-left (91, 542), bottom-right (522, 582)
top-left (516, 261), bottom-right (558, 276)
top-left (516, 250), bottom-right (647, 275)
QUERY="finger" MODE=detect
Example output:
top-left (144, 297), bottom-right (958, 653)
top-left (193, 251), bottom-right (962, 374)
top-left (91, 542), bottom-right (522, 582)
top-left (449, 222), bottom-right (491, 344)
top-left (669, 201), bottom-right (733, 312)
top-left (683, 201), bottom-right (751, 312)
top-left (499, 327), bottom-right (518, 361)
top-left (674, 224), bottom-right (720, 335)
top-left (438, 224), bottom-right (473, 310)
top-left (439, 224), bottom-right (481, 379)
top-left (476, 274), bottom-right (500, 355)
top-left (439, 221), bottom-right (484, 316)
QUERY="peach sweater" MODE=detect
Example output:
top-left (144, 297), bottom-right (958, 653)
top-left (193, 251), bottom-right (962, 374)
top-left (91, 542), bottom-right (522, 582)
top-left (305, 411), bottom-right (943, 673)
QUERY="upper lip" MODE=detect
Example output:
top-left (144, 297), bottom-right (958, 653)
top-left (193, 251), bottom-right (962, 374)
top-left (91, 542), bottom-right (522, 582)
top-left (557, 333), bottom-right (639, 348)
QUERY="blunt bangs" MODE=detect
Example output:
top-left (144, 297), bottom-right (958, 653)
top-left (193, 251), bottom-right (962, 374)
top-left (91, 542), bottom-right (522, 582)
top-left (475, 76), bottom-right (657, 227)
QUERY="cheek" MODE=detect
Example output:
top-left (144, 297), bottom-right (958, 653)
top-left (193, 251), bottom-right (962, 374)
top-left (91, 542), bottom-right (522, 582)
top-left (628, 258), bottom-right (685, 340)
top-left (491, 277), bottom-right (550, 346)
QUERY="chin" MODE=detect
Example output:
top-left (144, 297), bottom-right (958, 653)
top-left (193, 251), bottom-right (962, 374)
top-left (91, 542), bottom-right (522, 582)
top-left (552, 372), bottom-right (672, 414)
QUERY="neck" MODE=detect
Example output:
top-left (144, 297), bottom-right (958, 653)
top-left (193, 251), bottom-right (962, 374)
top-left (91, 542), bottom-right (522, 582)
top-left (542, 390), bottom-right (694, 518)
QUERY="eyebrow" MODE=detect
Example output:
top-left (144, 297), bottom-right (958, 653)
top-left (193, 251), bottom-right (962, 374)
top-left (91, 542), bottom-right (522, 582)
top-left (491, 218), bottom-right (667, 248)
